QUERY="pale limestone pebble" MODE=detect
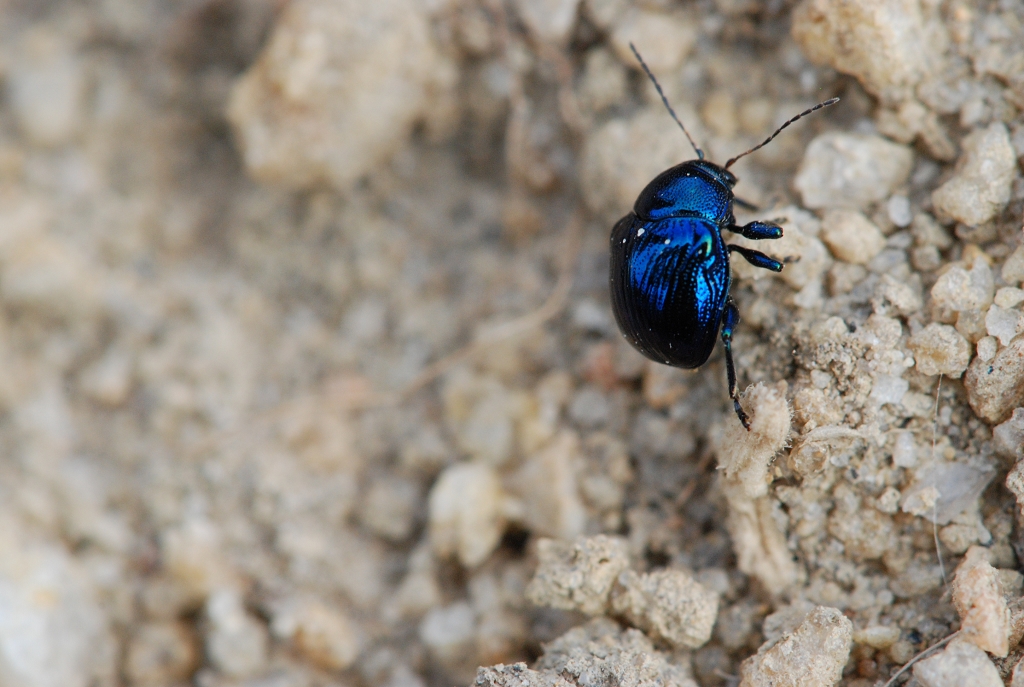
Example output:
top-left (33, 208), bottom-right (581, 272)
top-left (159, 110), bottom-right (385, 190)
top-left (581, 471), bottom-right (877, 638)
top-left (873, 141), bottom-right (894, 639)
top-left (956, 308), bottom-right (989, 344)
top-left (819, 210), bottom-right (886, 265)
top-left (965, 335), bottom-right (1024, 424)
top-left (0, 512), bottom-right (117, 687)
top-left (534, 618), bottom-right (699, 687)
top-left (204, 589), bottom-right (270, 678)
top-left (79, 347), bottom-right (134, 407)
top-left (852, 624), bottom-right (901, 649)
top-left (794, 132), bottom-right (914, 211)
top-left (997, 288), bottom-right (1024, 310)
top-left (932, 123), bottom-right (1019, 227)
top-left (907, 323), bottom-right (971, 377)
top-left (609, 568), bottom-right (719, 649)
top-left (524, 535), bottom-right (630, 616)
top-left (994, 409), bottom-right (1024, 458)
top-left (912, 640), bottom-right (1002, 687)
top-left (511, 0), bottom-right (581, 45)
top-left (511, 430), bottom-right (586, 541)
top-left (939, 510), bottom-right (992, 555)
top-left (791, 387), bottom-right (843, 434)
top-left (608, 9), bottom-right (697, 75)
top-left (7, 24), bottom-right (88, 147)
top-left (160, 518), bottom-right (241, 604)
top-left (472, 663), bottom-right (572, 687)
top-left (900, 460), bottom-right (996, 525)
top-left (951, 546), bottom-right (1011, 656)
top-left (1003, 245), bottom-right (1024, 285)
top-left (1006, 457), bottom-right (1024, 522)
top-left (577, 48), bottom-right (628, 116)
top-left (724, 495), bottom-right (798, 596)
top-left (738, 606), bottom-right (852, 687)
top-left (716, 382), bottom-right (792, 500)
top-left (389, 544), bottom-right (443, 621)
top-left (581, 0), bottom-right (628, 30)
top-left (428, 462), bottom-right (510, 568)
top-left (357, 475), bottom-right (421, 543)
top-left (828, 483), bottom-right (895, 560)
top-left (226, 0), bottom-right (457, 191)
top-left (890, 563), bottom-right (943, 598)
top-left (124, 621), bottom-right (200, 687)
top-left (581, 106), bottom-right (704, 219)
top-left (987, 305), bottom-right (1024, 346)
top-left (268, 598), bottom-right (361, 671)
top-left (887, 194), bottom-right (913, 227)
top-left (977, 336), bottom-right (999, 362)
top-left (0, 196), bottom-right (105, 322)
top-left (892, 430), bottom-right (918, 468)
top-left (791, 0), bottom-right (945, 103)
top-left (420, 601), bottom-right (477, 668)
top-left (873, 273), bottom-right (924, 318)
top-left (443, 372), bottom-right (523, 467)
top-left (931, 258), bottom-right (995, 313)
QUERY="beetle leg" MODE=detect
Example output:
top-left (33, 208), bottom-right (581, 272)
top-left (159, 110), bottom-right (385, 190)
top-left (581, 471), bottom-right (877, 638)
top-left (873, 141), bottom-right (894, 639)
top-left (720, 298), bottom-right (751, 431)
top-left (728, 244), bottom-right (784, 272)
top-left (733, 197), bottom-right (760, 211)
top-left (727, 220), bottom-right (783, 240)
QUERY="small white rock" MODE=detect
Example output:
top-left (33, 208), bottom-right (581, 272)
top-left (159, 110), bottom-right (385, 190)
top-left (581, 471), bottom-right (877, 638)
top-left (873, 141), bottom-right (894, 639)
top-left (932, 123), bottom-right (1018, 227)
top-left (995, 287), bottom-right (1024, 309)
top-left (1002, 245), bottom-right (1024, 285)
top-left (428, 462), bottom-right (508, 568)
top-left (977, 336), bottom-right (999, 362)
top-left (820, 210), bottom-right (886, 265)
top-left (418, 601), bottom-right (476, 666)
top-left (913, 640), bottom-right (1002, 687)
top-left (931, 260), bottom-right (995, 312)
top-left (794, 132), bottom-right (914, 210)
top-left (887, 195), bottom-right (914, 227)
top-left (908, 323), bottom-right (971, 377)
top-left (986, 305), bottom-right (1024, 346)
top-left (205, 588), bottom-right (269, 678)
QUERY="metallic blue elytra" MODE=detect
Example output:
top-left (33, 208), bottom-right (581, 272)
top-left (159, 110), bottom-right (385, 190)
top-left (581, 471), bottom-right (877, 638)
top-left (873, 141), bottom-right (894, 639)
top-left (610, 45), bottom-right (838, 429)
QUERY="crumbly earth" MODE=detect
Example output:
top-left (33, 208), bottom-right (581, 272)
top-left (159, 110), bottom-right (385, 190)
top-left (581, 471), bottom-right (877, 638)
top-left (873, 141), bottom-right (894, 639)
top-left (0, 1), bottom-right (1023, 687)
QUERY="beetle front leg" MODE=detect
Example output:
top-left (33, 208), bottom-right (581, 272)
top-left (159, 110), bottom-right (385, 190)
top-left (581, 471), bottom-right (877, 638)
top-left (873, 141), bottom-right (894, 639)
top-left (728, 244), bottom-right (784, 272)
top-left (720, 298), bottom-right (750, 430)
top-left (727, 220), bottom-right (783, 240)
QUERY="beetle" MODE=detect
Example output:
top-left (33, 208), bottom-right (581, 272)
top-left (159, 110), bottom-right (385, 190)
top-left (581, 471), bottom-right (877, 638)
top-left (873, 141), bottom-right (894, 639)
top-left (610, 44), bottom-right (838, 429)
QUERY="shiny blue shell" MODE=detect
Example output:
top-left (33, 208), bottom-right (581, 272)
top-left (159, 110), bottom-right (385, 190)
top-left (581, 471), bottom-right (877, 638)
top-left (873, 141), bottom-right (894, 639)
top-left (610, 161), bottom-right (734, 368)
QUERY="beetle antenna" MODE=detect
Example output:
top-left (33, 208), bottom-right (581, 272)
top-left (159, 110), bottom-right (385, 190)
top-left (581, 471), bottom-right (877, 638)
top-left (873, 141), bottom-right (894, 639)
top-left (629, 43), bottom-right (704, 160)
top-left (724, 97), bottom-right (839, 169)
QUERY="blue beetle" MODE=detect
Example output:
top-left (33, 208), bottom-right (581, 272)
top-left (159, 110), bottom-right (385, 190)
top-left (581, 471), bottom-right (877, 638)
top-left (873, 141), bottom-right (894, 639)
top-left (611, 45), bottom-right (838, 429)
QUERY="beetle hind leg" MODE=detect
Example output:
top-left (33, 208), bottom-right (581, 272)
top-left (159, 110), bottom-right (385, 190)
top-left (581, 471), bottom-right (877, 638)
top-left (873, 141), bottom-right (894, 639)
top-left (720, 298), bottom-right (751, 431)
top-left (728, 244), bottom-right (784, 272)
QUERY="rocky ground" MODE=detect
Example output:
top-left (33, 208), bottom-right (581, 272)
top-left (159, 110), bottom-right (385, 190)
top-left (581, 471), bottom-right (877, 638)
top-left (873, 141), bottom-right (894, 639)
top-left (0, 0), bottom-right (1022, 686)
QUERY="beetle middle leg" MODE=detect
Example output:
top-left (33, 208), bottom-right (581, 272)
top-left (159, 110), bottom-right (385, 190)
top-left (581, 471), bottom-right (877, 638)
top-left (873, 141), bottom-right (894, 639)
top-left (727, 220), bottom-right (782, 240)
top-left (720, 298), bottom-right (750, 431)
top-left (728, 244), bottom-right (784, 272)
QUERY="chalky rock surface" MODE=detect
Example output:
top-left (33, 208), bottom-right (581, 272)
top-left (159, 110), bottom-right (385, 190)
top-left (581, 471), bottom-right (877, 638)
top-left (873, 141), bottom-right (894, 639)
top-left (738, 606), bottom-right (852, 687)
top-left (791, 0), bottom-right (946, 103)
top-left (525, 535), bottom-right (630, 616)
top-left (794, 132), bottom-right (914, 210)
top-left (820, 210), bottom-right (886, 265)
top-left (227, 0), bottom-right (454, 191)
top-left (609, 569), bottom-right (719, 649)
top-left (951, 546), bottom-right (1011, 657)
top-left (2, 1), bottom-right (1024, 685)
top-left (428, 462), bottom-right (509, 568)
top-left (907, 323), bottom-right (971, 377)
top-left (965, 335), bottom-right (1024, 424)
top-left (0, 514), bottom-right (116, 687)
top-left (533, 618), bottom-right (698, 687)
top-left (912, 640), bottom-right (1003, 687)
top-left (931, 123), bottom-right (1018, 227)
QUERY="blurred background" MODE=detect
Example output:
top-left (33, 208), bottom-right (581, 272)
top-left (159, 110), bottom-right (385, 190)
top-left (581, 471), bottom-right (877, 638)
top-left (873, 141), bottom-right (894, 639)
top-left (0, 0), bottom-right (1022, 686)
